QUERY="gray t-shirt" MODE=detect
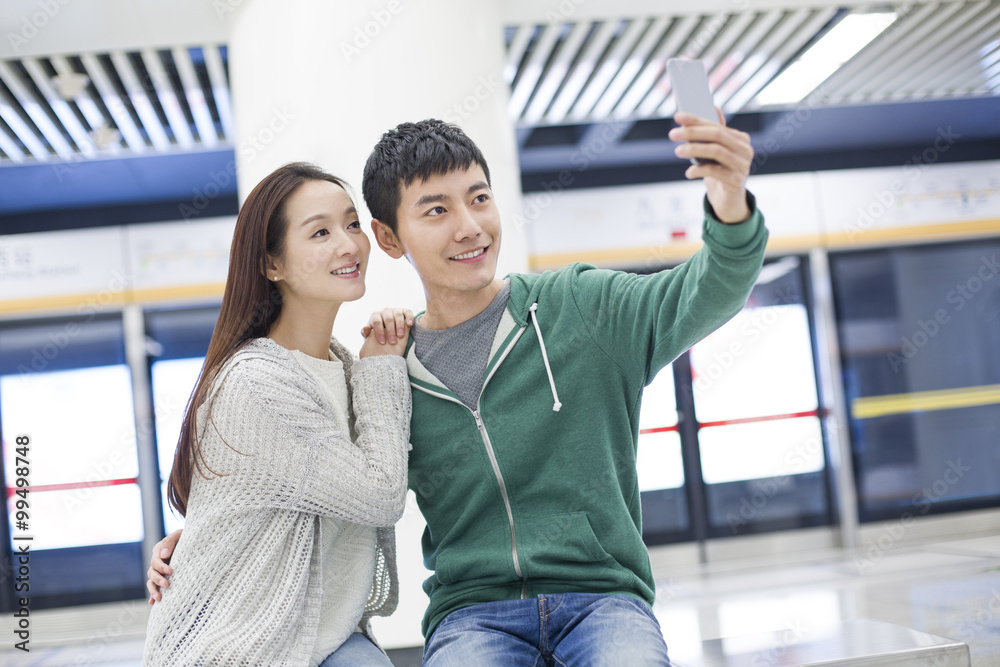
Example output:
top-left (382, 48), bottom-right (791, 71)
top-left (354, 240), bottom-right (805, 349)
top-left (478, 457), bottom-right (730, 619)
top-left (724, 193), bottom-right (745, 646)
top-left (411, 279), bottom-right (511, 409)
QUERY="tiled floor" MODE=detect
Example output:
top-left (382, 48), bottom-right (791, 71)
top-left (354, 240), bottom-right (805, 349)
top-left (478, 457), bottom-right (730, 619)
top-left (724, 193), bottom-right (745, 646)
top-left (653, 535), bottom-right (1000, 665)
top-left (2, 534), bottom-right (998, 666)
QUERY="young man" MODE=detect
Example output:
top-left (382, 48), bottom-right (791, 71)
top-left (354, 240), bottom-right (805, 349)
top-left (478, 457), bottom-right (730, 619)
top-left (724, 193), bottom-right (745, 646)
top-left (148, 113), bottom-right (765, 665)
top-left (361, 115), bottom-right (766, 665)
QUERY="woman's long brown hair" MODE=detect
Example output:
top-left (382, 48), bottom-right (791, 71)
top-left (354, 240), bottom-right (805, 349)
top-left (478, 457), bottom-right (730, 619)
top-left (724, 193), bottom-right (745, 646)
top-left (166, 163), bottom-right (348, 517)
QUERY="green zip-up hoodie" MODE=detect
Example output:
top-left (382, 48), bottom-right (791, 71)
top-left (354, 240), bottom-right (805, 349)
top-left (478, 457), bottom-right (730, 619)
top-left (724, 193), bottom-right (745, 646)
top-left (406, 195), bottom-right (768, 638)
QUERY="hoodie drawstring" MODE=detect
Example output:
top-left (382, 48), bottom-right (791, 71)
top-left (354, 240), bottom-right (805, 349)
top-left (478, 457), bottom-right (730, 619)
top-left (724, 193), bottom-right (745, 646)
top-left (528, 303), bottom-right (562, 412)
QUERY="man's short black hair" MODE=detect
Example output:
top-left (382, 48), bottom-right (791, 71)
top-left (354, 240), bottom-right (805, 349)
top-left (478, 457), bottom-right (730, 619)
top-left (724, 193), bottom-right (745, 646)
top-left (362, 119), bottom-right (491, 234)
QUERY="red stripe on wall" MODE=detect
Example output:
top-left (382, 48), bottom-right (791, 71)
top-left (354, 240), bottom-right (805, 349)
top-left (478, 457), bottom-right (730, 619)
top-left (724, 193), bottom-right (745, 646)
top-left (699, 409), bottom-right (821, 429)
top-left (6, 477), bottom-right (139, 498)
top-left (639, 425), bottom-right (681, 435)
top-left (639, 409), bottom-right (823, 436)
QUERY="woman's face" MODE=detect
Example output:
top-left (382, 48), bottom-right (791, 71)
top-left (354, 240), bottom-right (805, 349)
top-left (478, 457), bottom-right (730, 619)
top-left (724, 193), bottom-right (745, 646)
top-left (270, 179), bottom-right (370, 305)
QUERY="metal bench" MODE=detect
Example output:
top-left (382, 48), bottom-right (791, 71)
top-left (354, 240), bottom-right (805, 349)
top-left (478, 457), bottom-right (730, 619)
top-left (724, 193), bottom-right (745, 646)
top-left (676, 618), bottom-right (971, 666)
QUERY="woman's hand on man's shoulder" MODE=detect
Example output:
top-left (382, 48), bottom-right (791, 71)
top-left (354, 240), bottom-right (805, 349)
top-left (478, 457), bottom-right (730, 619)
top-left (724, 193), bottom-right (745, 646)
top-left (359, 307), bottom-right (414, 358)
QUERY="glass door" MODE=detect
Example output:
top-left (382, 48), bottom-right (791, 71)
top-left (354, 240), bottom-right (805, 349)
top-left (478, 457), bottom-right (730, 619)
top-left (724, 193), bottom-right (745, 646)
top-left (831, 239), bottom-right (1000, 522)
top-left (145, 306), bottom-right (219, 535)
top-left (689, 258), bottom-right (830, 537)
top-left (0, 315), bottom-right (145, 609)
top-left (637, 256), bottom-right (833, 546)
top-left (638, 364), bottom-right (690, 542)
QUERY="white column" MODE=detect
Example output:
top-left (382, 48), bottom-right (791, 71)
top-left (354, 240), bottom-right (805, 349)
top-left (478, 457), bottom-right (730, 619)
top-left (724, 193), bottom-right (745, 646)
top-left (229, 0), bottom-right (526, 348)
top-left (228, 0), bottom-right (525, 648)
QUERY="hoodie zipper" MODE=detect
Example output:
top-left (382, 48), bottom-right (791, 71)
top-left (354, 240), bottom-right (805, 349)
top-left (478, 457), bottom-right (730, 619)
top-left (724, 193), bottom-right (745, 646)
top-left (409, 325), bottom-right (529, 599)
top-left (472, 407), bottom-right (526, 599)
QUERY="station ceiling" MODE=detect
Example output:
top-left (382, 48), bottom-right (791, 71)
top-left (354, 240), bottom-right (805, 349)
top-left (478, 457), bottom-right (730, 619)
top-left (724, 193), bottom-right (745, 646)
top-left (0, 1), bottom-right (997, 223)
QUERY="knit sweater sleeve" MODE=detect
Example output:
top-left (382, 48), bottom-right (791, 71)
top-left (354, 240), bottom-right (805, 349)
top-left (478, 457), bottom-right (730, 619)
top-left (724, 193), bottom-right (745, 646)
top-left (567, 193), bottom-right (768, 383)
top-left (198, 353), bottom-right (411, 527)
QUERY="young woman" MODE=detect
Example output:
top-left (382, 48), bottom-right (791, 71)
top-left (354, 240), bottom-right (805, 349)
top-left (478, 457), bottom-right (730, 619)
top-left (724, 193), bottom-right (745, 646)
top-left (142, 163), bottom-right (414, 667)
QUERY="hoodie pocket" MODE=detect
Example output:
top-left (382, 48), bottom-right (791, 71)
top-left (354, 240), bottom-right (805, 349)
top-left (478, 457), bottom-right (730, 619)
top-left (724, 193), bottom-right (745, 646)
top-left (517, 511), bottom-right (613, 579)
top-left (432, 524), bottom-right (514, 587)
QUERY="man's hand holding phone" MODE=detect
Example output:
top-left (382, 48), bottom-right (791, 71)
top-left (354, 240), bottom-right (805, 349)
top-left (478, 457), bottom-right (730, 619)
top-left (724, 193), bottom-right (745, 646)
top-left (667, 59), bottom-right (754, 224)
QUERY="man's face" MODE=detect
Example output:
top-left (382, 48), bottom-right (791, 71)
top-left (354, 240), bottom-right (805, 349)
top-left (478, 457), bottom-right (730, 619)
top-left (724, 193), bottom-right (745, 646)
top-left (388, 165), bottom-right (501, 303)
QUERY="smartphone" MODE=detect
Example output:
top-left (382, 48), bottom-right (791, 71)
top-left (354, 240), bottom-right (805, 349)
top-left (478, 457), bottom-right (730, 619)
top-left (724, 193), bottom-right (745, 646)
top-left (667, 58), bottom-right (719, 165)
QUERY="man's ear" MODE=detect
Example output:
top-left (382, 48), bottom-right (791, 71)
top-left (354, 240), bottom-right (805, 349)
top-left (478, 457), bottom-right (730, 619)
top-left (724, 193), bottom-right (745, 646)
top-left (371, 219), bottom-right (406, 259)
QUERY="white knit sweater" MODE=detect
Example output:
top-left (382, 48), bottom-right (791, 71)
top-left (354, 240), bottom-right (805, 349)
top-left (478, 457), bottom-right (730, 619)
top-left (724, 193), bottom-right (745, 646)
top-left (142, 336), bottom-right (411, 667)
top-left (291, 348), bottom-right (375, 665)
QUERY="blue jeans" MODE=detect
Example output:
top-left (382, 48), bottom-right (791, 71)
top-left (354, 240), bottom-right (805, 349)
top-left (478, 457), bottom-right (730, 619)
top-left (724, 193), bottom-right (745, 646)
top-left (423, 593), bottom-right (671, 666)
top-left (319, 632), bottom-right (392, 666)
